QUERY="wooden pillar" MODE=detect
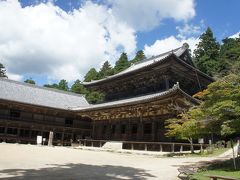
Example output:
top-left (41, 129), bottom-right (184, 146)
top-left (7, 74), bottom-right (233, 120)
top-left (61, 131), bottom-right (64, 146)
top-left (4, 124), bottom-right (8, 142)
top-left (48, 131), bottom-right (53, 146)
top-left (164, 75), bottom-right (169, 90)
top-left (151, 121), bottom-right (155, 141)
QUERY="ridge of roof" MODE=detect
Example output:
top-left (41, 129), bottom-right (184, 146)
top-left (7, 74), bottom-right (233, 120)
top-left (83, 44), bottom-right (187, 86)
top-left (0, 78), bottom-right (85, 98)
top-left (72, 82), bottom-right (199, 111)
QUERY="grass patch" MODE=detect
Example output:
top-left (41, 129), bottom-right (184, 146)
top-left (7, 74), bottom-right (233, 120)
top-left (164, 148), bottom-right (229, 157)
top-left (192, 157), bottom-right (240, 180)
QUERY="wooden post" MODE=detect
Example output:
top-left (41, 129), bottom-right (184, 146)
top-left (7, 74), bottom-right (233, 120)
top-left (172, 143), bottom-right (175, 153)
top-left (160, 144), bottom-right (163, 152)
top-left (131, 143), bottom-right (134, 150)
top-left (100, 142), bottom-right (102, 147)
top-left (84, 140), bottom-right (86, 146)
top-left (180, 145), bottom-right (183, 153)
top-left (91, 141), bottom-right (93, 147)
top-left (200, 144), bottom-right (203, 153)
top-left (144, 144), bottom-right (147, 151)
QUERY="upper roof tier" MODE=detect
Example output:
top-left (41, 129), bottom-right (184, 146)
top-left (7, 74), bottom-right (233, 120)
top-left (0, 78), bottom-right (89, 110)
top-left (83, 43), bottom-right (202, 86)
top-left (72, 82), bottom-right (199, 112)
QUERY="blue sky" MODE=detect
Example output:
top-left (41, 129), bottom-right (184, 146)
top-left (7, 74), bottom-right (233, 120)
top-left (0, 0), bottom-right (239, 85)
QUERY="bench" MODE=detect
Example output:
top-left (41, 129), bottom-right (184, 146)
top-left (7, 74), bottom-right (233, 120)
top-left (205, 175), bottom-right (240, 180)
top-left (178, 167), bottom-right (197, 178)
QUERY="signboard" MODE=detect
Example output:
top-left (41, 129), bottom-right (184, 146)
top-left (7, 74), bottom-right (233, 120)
top-left (37, 136), bottom-right (42, 145)
top-left (198, 138), bottom-right (204, 144)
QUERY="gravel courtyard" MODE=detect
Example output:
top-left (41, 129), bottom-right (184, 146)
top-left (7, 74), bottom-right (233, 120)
top-left (0, 143), bottom-right (227, 180)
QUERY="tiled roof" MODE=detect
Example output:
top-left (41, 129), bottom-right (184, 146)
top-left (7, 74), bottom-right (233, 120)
top-left (0, 78), bottom-right (89, 110)
top-left (83, 44), bottom-right (187, 86)
top-left (72, 83), bottom-right (199, 111)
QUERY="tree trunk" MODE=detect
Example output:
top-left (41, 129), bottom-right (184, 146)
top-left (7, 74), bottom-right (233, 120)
top-left (189, 138), bottom-right (194, 154)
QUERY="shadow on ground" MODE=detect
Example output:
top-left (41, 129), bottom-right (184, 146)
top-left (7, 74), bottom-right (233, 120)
top-left (0, 163), bottom-right (156, 180)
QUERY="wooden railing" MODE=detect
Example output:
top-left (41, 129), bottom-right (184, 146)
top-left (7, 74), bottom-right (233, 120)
top-left (76, 139), bottom-right (208, 152)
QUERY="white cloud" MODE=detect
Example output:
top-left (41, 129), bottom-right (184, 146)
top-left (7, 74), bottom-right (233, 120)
top-left (7, 72), bottom-right (23, 81)
top-left (176, 20), bottom-right (204, 39)
top-left (0, 0), bottom-right (136, 81)
top-left (230, 32), bottom-right (240, 39)
top-left (144, 36), bottom-right (199, 57)
top-left (108, 0), bottom-right (196, 31)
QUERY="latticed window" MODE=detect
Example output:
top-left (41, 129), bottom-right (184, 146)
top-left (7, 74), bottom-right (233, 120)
top-left (121, 124), bottom-right (126, 134)
top-left (144, 123), bottom-right (152, 134)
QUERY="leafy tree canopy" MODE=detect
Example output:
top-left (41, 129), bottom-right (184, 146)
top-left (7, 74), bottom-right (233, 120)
top-left (70, 79), bottom-right (87, 94)
top-left (58, 79), bottom-right (69, 91)
top-left (193, 27), bottom-right (220, 76)
top-left (165, 108), bottom-right (203, 153)
top-left (0, 62), bottom-right (7, 78)
top-left (86, 90), bottom-right (105, 104)
top-left (84, 68), bottom-right (98, 82)
top-left (24, 78), bottom-right (36, 85)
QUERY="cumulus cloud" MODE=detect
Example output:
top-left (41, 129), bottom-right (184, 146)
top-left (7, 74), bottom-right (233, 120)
top-left (0, 0), bottom-right (136, 81)
top-left (230, 32), bottom-right (240, 38)
top-left (108, 0), bottom-right (196, 31)
top-left (176, 20), bottom-right (204, 39)
top-left (144, 36), bottom-right (199, 57)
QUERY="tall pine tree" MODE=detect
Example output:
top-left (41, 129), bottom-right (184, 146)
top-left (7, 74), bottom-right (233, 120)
top-left (131, 50), bottom-right (146, 64)
top-left (84, 68), bottom-right (98, 82)
top-left (0, 63), bottom-right (7, 78)
top-left (97, 61), bottom-right (114, 79)
top-left (193, 27), bottom-right (220, 76)
top-left (114, 53), bottom-right (130, 73)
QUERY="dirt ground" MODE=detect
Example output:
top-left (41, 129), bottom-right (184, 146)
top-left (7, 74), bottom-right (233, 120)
top-left (0, 143), bottom-right (228, 180)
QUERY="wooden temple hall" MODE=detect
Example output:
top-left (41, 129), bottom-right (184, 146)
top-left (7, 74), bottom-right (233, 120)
top-left (0, 44), bottom-right (213, 145)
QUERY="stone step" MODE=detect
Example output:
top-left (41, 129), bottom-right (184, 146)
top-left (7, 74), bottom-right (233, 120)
top-left (102, 141), bottom-right (123, 150)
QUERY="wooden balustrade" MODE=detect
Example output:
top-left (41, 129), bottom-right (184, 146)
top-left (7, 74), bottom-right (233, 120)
top-left (77, 139), bottom-right (208, 152)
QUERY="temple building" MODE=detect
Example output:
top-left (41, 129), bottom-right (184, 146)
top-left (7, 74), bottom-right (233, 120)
top-left (0, 44), bottom-right (213, 145)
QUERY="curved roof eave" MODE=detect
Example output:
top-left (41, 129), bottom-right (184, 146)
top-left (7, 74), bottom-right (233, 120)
top-left (72, 83), bottom-right (200, 112)
top-left (83, 46), bottom-right (187, 86)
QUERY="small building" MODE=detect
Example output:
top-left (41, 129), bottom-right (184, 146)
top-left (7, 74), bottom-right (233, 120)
top-left (0, 44), bottom-right (213, 145)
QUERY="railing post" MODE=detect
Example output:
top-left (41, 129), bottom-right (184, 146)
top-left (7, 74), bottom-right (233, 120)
top-left (84, 140), bottom-right (86, 146)
top-left (100, 142), bottom-right (102, 147)
top-left (91, 141), bottom-right (93, 147)
top-left (144, 144), bottom-right (147, 151)
top-left (172, 143), bottom-right (175, 153)
top-left (131, 143), bottom-right (134, 150)
top-left (180, 145), bottom-right (183, 152)
top-left (200, 144), bottom-right (203, 153)
top-left (159, 144), bottom-right (163, 152)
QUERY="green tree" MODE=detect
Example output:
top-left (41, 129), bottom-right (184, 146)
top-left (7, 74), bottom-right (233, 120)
top-left (0, 62), bottom-right (7, 78)
top-left (218, 36), bottom-right (240, 76)
top-left (114, 53), bottom-right (130, 73)
top-left (193, 27), bottom-right (220, 76)
top-left (71, 79), bottom-right (87, 94)
top-left (44, 83), bottom-right (59, 89)
top-left (97, 61), bottom-right (114, 79)
top-left (86, 91), bottom-right (105, 104)
top-left (165, 108), bottom-right (203, 153)
top-left (199, 74), bottom-right (240, 136)
top-left (131, 50), bottom-right (146, 64)
top-left (84, 68), bottom-right (98, 82)
top-left (58, 79), bottom-right (69, 91)
top-left (24, 78), bottom-right (36, 85)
